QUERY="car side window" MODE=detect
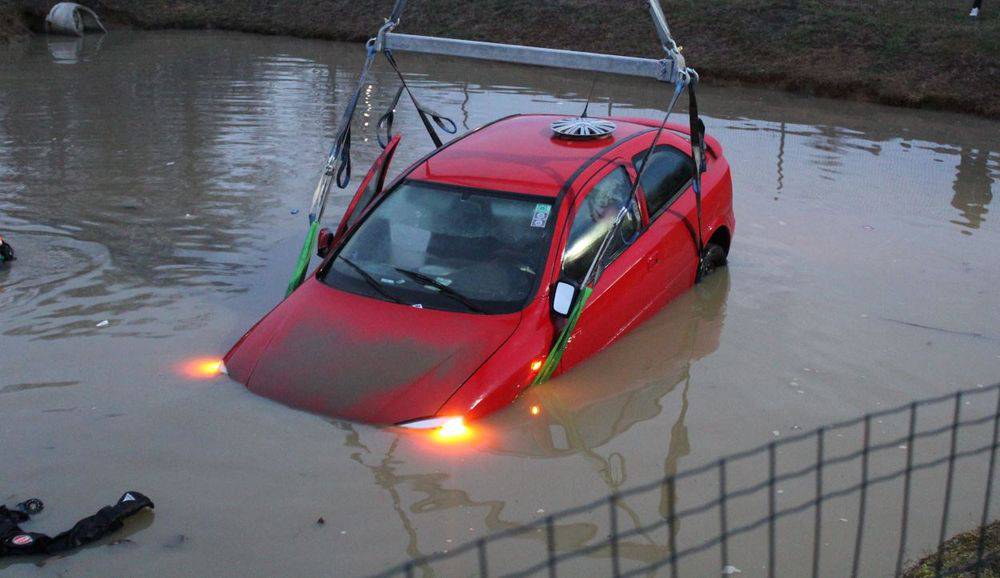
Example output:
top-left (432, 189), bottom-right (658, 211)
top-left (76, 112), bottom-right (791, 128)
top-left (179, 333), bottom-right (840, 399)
top-left (561, 167), bottom-right (640, 284)
top-left (633, 146), bottom-right (693, 217)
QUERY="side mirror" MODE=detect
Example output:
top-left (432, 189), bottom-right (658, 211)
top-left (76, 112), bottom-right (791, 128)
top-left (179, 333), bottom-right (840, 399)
top-left (316, 227), bottom-right (334, 258)
top-left (552, 280), bottom-right (578, 317)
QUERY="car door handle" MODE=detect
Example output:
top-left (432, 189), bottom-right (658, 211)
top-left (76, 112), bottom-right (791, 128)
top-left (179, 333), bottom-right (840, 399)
top-left (646, 254), bottom-right (660, 269)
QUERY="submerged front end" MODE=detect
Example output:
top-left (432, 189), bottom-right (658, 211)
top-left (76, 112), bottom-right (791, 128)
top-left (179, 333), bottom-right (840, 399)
top-left (224, 277), bottom-right (522, 424)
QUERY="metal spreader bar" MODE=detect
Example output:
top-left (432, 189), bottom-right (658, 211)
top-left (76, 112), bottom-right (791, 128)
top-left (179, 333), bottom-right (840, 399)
top-left (382, 33), bottom-right (684, 84)
top-left (380, 0), bottom-right (689, 85)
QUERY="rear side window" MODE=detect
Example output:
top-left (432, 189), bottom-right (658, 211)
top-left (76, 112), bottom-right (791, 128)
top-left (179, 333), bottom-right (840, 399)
top-left (633, 146), bottom-right (693, 216)
top-left (561, 167), bottom-right (640, 283)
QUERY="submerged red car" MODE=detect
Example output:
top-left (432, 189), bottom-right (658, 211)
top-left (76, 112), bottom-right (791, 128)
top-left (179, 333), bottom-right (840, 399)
top-left (224, 113), bottom-right (733, 427)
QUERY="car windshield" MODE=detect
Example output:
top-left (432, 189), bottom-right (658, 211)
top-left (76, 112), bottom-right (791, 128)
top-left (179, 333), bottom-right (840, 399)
top-left (322, 180), bottom-right (555, 314)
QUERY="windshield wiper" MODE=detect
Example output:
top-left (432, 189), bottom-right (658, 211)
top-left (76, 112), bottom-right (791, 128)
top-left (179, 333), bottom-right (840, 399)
top-left (338, 256), bottom-right (404, 305)
top-left (393, 268), bottom-right (483, 313)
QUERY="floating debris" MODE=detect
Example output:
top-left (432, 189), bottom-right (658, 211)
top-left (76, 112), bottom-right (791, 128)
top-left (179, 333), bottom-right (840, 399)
top-left (45, 3), bottom-right (107, 37)
top-left (163, 534), bottom-right (187, 549)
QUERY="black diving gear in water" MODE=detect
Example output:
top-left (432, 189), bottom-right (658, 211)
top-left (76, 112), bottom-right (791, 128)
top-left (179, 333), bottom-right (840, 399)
top-left (1, 492), bottom-right (153, 557)
top-left (0, 236), bottom-right (13, 264)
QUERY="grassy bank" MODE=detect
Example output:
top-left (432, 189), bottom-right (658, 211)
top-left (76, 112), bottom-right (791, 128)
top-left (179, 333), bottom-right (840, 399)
top-left (904, 521), bottom-right (1000, 578)
top-left (4, 0), bottom-right (999, 118)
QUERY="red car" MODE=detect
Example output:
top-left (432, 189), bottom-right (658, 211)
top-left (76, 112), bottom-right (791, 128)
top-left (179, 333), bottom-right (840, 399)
top-left (223, 113), bottom-right (733, 427)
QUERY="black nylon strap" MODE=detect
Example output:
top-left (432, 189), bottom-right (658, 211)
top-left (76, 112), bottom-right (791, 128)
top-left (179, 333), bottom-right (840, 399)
top-left (328, 41), bottom-right (379, 191)
top-left (688, 81), bottom-right (706, 178)
top-left (687, 80), bottom-right (706, 260)
top-left (377, 86), bottom-right (406, 150)
top-left (383, 48), bottom-right (457, 148)
top-left (336, 126), bottom-right (353, 189)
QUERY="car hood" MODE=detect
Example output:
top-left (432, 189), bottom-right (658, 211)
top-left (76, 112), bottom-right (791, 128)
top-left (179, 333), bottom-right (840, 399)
top-left (224, 277), bottom-right (521, 424)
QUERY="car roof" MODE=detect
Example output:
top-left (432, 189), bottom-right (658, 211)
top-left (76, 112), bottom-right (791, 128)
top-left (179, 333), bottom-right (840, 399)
top-left (407, 114), bottom-right (656, 198)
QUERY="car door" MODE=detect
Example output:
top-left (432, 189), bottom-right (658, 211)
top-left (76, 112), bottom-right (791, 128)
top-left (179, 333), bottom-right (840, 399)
top-left (633, 144), bottom-right (700, 308)
top-left (557, 160), bottom-right (650, 370)
top-left (334, 134), bottom-right (402, 241)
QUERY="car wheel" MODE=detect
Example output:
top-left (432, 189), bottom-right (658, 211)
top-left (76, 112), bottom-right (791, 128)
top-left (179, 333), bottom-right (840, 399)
top-left (697, 243), bottom-right (727, 281)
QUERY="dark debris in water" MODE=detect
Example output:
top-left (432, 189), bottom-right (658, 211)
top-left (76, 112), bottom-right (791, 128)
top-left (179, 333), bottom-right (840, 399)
top-left (163, 534), bottom-right (187, 549)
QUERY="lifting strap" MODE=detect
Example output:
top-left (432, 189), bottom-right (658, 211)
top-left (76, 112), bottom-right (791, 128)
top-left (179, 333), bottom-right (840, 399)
top-left (381, 48), bottom-right (457, 149)
top-left (286, 39), bottom-right (379, 296)
top-left (531, 205), bottom-right (633, 385)
top-left (377, 86), bottom-right (405, 150)
top-left (687, 75), bottom-right (707, 269)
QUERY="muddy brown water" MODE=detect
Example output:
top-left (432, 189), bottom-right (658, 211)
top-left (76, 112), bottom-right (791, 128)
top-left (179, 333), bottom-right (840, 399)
top-left (1, 31), bottom-right (998, 577)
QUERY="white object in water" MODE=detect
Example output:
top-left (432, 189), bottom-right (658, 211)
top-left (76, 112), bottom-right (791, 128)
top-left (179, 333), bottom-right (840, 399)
top-left (45, 3), bottom-right (107, 37)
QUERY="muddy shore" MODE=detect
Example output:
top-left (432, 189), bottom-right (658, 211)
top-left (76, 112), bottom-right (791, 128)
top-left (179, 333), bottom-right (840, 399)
top-left (2, 0), bottom-right (998, 118)
top-left (0, 3), bottom-right (28, 44)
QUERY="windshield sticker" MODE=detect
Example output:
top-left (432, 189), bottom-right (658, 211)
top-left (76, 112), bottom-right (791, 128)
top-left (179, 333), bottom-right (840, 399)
top-left (531, 204), bottom-right (551, 228)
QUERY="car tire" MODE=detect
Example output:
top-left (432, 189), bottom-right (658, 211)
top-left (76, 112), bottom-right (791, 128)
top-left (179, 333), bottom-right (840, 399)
top-left (697, 243), bottom-right (727, 281)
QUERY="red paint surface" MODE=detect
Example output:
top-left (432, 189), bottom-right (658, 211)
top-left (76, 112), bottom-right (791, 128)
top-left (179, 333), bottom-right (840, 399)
top-left (225, 114), bottom-right (735, 425)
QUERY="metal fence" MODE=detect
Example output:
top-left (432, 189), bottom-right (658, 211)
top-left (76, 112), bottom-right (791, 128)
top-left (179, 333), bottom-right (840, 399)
top-left (370, 382), bottom-right (1000, 577)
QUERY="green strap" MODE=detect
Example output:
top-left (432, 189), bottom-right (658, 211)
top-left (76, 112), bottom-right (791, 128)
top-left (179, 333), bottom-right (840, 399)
top-left (531, 286), bottom-right (593, 385)
top-left (285, 221), bottom-right (320, 297)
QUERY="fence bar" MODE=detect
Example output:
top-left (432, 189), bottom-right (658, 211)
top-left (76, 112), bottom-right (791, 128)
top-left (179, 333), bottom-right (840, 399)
top-left (934, 392), bottom-right (963, 578)
top-left (610, 494), bottom-right (621, 578)
top-left (477, 538), bottom-right (488, 578)
top-left (768, 442), bottom-right (777, 578)
top-left (546, 516), bottom-right (556, 578)
top-left (366, 383), bottom-right (1000, 578)
top-left (718, 460), bottom-right (730, 574)
top-left (851, 415), bottom-right (872, 577)
top-left (974, 390), bottom-right (1000, 578)
top-left (812, 427), bottom-right (825, 578)
top-left (667, 477), bottom-right (679, 578)
top-left (895, 402), bottom-right (919, 577)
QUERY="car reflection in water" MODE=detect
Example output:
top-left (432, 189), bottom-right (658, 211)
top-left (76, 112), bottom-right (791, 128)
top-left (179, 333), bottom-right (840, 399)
top-left (480, 270), bottom-right (729, 565)
top-left (336, 271), bottom-right (729, 573)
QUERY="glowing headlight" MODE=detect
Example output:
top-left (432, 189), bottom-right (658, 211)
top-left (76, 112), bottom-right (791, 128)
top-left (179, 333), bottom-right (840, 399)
top-left (399, 416), bottom-right (461, 430)
top-left (400, 417), bottom-right (472, 442)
